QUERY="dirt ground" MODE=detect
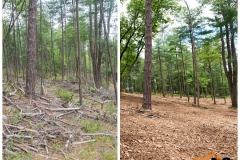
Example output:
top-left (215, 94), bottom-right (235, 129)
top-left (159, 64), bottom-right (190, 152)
top-left (120, 93), bottom-right (237, 160)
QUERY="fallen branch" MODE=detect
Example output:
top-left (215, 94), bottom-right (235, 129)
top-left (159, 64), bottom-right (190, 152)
top-left (5, 134), bottom-right (33, 139)
top-left (3, 121), bottom-right (11, 135)
top-left (46, 107), bottom-right (82, 111)
top-left (81, 133), bottom-right (117, 137)
top-left (3, 96), bottom-right (15, 105)
top-left (53, 121), bottom-right (68, 132)
top-left (73, 139), bottom-right (96, 145)
top-left (21, 112), bottom-right (44, 117)
top-left (9, 88), bottom-right (17, 96)
top-left (5, 124), bottom-right (40, 135)
top-left (15, 85), bottom-right (25, 94)
top-left (65, 134), bottom-right (73, 148)
top-left (44, 140), bottom-right (49, 154)
top-left (21, 144), bottom-right (38, 152)
top-left (36, 95), bottom-right (51, 103)
top-left (13, 144), bottom-right (29, 153)
top-left (4, 149), bottom-right (16, 155)
top-left (36, 154), bottom-right (59, 160)
top-left (56, 110), bottom-right (75, 118)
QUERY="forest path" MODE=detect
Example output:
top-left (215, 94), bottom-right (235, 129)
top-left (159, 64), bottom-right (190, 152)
top-left (120, 93), bottom-right (237, 160)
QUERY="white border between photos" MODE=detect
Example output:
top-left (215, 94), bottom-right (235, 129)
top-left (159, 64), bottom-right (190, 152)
top-left (0, 0), bottom-right (3, 157)
top-left (117, 0), bottom-right (120, 159)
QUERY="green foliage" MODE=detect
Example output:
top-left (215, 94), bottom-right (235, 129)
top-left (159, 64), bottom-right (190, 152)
top-left (78, 142), bottom-right (96, 159)
top-left (120, 0), bottom-right (179, 88)
top-left (90, 87), bottom-right (95, 92)
top-left (55, 88), bottom-right (72, 101)
top-left (53, 141), bottom-right (61, 152)
top-left (80, 119), bottom-right (102, 133)
top-left (5, 151), bottom-right (32, 160)
top-left (101, 148), bottom-right (117, 160)
top-left (34, 123), bottom-right (43, 130)
top-left (11, 110), bottom-right (22, 124)
top-left (104, 102), bottom-right (117, 115)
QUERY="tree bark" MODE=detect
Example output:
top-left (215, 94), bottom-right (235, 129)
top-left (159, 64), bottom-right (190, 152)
top-left (142, 0), bottom-right (152, 110)
top-left (76, 0), bottom-right (82, 105)
top-left (158, 48), bottom-right (165, 97)
top-left (64, 0), bottom-right (69, 81)
top-left (100, 0), bottom-right (117, 104)
top-left (26, 0), bottom-right (37, 99)
top-left (40, 0), bottom-right (44, 95)
top-left (61, 3), bottom-right (64, 81)
top-left (184, 0), bottom-right (199, 106)
top-left (176, 54), bottom-right (182, 98)
top-left (208, 61), bottom-right (216, 104)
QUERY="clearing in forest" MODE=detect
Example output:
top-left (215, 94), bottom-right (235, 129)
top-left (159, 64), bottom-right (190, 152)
top-left (120, 93), bottom-right (237, 160)
top-left (3, 79), bottom-right (117, 160)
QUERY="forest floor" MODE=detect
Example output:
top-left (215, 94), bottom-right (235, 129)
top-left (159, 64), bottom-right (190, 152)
top-left (2, 79), bottom-right (117, 160)
top-left (120, 93), bottom-right (237, 160)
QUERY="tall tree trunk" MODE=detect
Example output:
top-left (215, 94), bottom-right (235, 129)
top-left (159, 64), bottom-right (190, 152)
top-left (83, 43), bottom-right (87, 78)
top-left (64, 0), bottom-right (69, 81)
top-left (26, 0), bottom-right (37, 100)
top-left (3, 42), bottom-right (9, 81)
top-left (106, 48), bottom-right (109, 89)
top-left (176, 54), bottom-right (182, 98)
top-left (208, 61), bottom-right (216, 104)
top-left (142, 0), bottom-right (152, 110)
top-left (158, 48), bottom-right (165, 97)
top-left (184, 0), bottom-right (199, 106)
top-left (100, 0), bottom-right (117, 104)
top-left (61, 4), bottom-right (64, 81)
top-left (76, 0), bottom-right (82, 105)
top-left (40, 0), bottom-right (44, 95)
top-left (167, 65), bottom-right (173, 97)
top-left (220, 62), bottom-right (226, 103)
top-left (12, 1), bottom-right (18, 82)
top-left (71, 1), bottom-right (78, 81)
top-left (50, 18), bottom-right (56, 81)
top-left (17, 19), bottom-right (24, 80)
top-left (89, 3), bottom-right (94, 81)
top-left (218, 15), bottom-right (237, 107)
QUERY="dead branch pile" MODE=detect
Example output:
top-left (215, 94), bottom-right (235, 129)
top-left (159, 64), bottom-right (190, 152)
top-left (2, 81), bottom-right (117, 159)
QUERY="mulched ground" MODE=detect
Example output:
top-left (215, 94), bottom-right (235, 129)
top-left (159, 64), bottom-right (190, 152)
top-left (120, 93), bottom-right (237, 160)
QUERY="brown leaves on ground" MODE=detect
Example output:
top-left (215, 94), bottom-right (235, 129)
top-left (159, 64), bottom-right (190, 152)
top-left (120, 93), bottom-right (237, 160)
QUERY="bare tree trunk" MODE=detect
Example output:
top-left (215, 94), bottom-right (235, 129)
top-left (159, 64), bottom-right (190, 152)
top-left (3, 42), bottom-right (9, 81)
top-left (76, 0), bottom-right (82, 105)
top-left (176, 54), bottom-right (182, 98)
top-left (220, 62), bottom-right (226, 103)
top-left (40, 0), bottom-right (44, 95)
top-left (17, 19), bottom-right (24, 80)
top-left (83, 43), bottom-right (87, 78)
top-left (50, 17), bottom-right (56, 81)
top-left (142, 0), bottom-right (152, 110)
top-left (208, 61), bottom-right (216, 104)
top-left (100, 0), bottom-right (117, 104)
top-left (26, 0), bottom-right (37, 100)
top-left (184, 0), bottom-right (199, 106)
top-left (71, 1), bottom-right (78, 81)
top-left (217, 14), bottom-right (237, 107)
top-left (64, 0), bottom-right (69, 81)
top-left (12, 1), bottom-right (18, 82)
top-left (167, 65), bottom-right (173, 97)
top-left (158, 48), bottom-right (165, 97)
top-left (61, 4), bottom-right (64, 81)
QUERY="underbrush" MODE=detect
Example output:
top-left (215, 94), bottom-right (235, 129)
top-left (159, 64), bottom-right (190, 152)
top-left (80, 119), bottom-right (102, 133)
top-left (55, 88), bottom-right (72, 101)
